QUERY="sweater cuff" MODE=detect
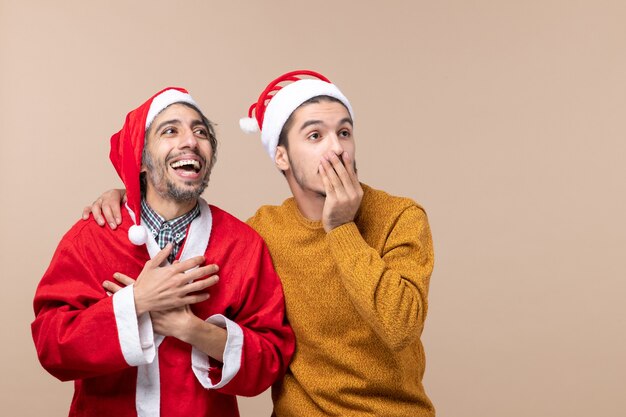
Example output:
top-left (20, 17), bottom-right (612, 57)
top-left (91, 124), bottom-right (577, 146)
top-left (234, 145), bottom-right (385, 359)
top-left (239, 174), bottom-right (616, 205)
top-left (326, 221), bottom-right (370, 255)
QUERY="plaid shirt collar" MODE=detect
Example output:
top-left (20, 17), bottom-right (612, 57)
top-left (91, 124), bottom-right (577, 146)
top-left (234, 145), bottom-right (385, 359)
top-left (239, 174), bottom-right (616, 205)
top-left (141, 199), bottom-right (200, 247)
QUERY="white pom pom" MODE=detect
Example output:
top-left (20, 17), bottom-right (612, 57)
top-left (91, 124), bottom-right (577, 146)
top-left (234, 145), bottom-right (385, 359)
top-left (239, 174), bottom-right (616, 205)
top-left (239, 117), bottom-right (259, 133)
top-left (128, 224), bottom-right (148, 245)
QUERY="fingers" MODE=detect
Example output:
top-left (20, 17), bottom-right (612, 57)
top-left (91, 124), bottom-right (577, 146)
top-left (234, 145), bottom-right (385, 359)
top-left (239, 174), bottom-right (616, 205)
top-left (341, 152), bottom-right (360, 187)
top-left (112, 272), bottom-right (136, 286)
top-left (102, 190), bottom-right (124, 227)
top-left (171, 256), bottom-right (213, 274)
top-left (182, 292), bottom-right (211, 305)
top-left (322, 152), bottom-right (362, 197)
top-left (90, 199), bottom-right (106, 226)
top-left (319, 163), bottom-right (335, 196)
top-left (320, 155), bottom-right (345, 195)
top-left (185, 274), bottom-right (219, 293)
top-left (177, 265), bottom-right (219, 287)
top-left (172, 263), bottom-right (219, 305)
top-left (149, 243), bottom-right (174, 268)
top-left (102, 204), bottom-right (119, 230)
top-left (82, 206), bottom-right (92, 221)
top-left (82, 189), bottom-right (125, 227)
top-left (103, 280), bottom-right (124, 294)
top-left (327, 152), bottom-right (353, 189)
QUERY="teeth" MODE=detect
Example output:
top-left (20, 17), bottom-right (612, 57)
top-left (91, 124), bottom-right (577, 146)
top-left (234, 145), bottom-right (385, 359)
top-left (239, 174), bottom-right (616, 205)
top-left (170, 160), bottom-right (200, 169)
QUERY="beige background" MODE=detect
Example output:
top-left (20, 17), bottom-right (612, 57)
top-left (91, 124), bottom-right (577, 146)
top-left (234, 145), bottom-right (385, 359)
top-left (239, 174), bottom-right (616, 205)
top-left (1, 1), bottom-right (625, 416)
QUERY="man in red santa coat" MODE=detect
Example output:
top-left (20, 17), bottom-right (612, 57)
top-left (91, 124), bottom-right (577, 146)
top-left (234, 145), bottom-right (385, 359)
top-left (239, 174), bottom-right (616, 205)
top-left (32, 87), bottom-right (295, 417)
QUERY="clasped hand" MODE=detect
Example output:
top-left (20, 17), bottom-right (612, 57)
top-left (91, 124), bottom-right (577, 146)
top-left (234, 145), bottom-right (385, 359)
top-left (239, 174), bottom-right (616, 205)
top-left (102, 243), bottom-right (219, 316)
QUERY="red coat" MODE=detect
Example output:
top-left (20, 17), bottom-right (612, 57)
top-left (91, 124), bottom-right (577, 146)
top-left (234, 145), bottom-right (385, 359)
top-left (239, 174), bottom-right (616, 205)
top-left (32, 200), bottom-right (294, 417)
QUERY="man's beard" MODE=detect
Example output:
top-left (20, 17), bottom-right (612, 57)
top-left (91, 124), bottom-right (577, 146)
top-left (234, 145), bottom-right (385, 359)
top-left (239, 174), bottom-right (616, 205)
top-left (144, 150), bottom-right (212, 202)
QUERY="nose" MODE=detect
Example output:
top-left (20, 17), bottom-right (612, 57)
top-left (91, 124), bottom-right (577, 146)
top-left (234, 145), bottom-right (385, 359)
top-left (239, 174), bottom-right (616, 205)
top-left (179, 127), bottom-right (198, 149)
top-left (328, 133), bottom-right (344, 156)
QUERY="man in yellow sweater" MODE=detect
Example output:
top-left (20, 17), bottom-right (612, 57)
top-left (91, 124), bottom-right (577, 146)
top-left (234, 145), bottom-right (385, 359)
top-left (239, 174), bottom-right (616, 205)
top-left (86, 70), bottom-right (435, 416)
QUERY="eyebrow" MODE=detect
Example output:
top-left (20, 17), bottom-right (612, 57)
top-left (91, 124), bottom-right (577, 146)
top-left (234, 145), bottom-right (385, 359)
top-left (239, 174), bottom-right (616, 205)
top-left (153, 119), bottom-right (181, 134)
top-left (190, 120), bottom-right (209, 129)
top-left (298, 117), bottom-right (353, 132)
top-left (153, 118), bottom-right (207, 133)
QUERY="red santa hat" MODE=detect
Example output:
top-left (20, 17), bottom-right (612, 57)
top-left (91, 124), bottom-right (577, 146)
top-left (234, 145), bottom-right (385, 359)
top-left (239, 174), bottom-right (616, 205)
top-left (239, 70), bottom-right (354, 159)
top-left (109, 87), bottom-right (198, 245)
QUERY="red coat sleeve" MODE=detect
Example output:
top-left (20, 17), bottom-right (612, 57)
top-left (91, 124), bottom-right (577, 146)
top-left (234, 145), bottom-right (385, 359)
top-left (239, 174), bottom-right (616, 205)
top-left (32, 231), bottom-right (133, 381)
top-left (215, 238), bottom-right (295, 396)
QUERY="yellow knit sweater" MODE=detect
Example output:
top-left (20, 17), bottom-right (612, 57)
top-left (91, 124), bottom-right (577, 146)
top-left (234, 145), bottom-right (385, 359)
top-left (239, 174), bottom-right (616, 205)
top-left (247, 184), bottom-right (435, 417)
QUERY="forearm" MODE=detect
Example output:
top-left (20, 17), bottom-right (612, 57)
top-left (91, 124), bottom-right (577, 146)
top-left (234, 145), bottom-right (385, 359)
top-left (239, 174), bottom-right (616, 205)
top-left (178, 317), bottom-right (227, 362)
top-left (326, 218), bottom-right (433, 351)
top-left (205, 240), bottom-right (295, 396)
top-left (32, 295), bottom-right (140, 381)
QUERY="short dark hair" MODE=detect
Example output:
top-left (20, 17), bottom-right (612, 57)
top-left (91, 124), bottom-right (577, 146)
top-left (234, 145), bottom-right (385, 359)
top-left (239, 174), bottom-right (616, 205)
top-left (140, 102), bottom-right (218, 196)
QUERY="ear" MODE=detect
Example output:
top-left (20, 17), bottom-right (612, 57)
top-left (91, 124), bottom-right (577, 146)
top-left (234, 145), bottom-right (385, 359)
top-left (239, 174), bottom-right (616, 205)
top-left (275, 145), bottom-right (290, 171)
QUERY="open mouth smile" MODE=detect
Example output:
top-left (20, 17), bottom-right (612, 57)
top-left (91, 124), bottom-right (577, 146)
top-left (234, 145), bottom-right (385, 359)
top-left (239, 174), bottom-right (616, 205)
top-left (169, 157), bottom-right (203, 178)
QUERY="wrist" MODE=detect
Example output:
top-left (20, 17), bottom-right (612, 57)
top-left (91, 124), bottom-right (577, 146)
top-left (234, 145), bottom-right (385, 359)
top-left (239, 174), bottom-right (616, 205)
top-left (133, 288), bottom-right (148, 316)
top-left (325, 221), bottom-right (366, 256)
top-left (176, 315), bottom-right (201, 343)
top-left (324, 219), bottom-right (352, 233)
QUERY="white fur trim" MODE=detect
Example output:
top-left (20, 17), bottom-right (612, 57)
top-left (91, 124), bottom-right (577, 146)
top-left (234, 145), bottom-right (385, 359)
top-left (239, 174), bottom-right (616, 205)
top-left (112, 285), bottom-right (156, 366)
top-left (177, 199), bottom-right (212, 262)
top-left (261, 79), bottom-right (354, 159)
top-left (239, 116), bottom-right (260, 133)
top-left (132, 198), bottom-right (213, 416)
top-left (125, 203), bottom-right (148, 246)
top-left (126, 202), bottom-right (138, 223)
top-left (129, 224), bottom-right (148, 245)
top-left (146, 89), bottom-right (197, 130)
top-left (191, 314), bottom-right (243, 389)
top-left (142, 198), bottom-right (212, 261)
top-left (135, 334), bottom-right (164, 417)
top-left (136, 352), bottom-right (160, 417)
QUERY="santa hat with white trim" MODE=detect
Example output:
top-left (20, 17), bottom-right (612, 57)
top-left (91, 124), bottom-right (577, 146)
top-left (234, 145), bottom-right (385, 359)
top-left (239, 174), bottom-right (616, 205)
top-left (109, 87), bottom-right (198, 246)
top-left (239, 70), bottom-right (354, 159)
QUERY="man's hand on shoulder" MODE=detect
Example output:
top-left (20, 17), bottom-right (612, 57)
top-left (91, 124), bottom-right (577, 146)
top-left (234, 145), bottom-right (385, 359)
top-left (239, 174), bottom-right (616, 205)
top-left (82, 188), bottom-right (126, 229)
